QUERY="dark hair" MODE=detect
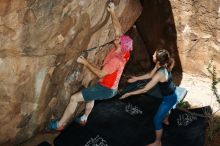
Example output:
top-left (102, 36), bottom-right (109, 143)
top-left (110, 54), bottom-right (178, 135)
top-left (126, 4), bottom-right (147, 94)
top-left (156, 49), bottom-right (174, 70)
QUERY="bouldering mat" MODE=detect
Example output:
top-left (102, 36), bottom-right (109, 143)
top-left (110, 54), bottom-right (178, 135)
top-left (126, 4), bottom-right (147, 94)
top-left (54, 94), bottom-right (210, 146)
top-left (53, 81), bottom-right (209, 146)
top-left (54, 94), bottom-right (161, 146)
top-left (162, 106), bottom-right (211, 146)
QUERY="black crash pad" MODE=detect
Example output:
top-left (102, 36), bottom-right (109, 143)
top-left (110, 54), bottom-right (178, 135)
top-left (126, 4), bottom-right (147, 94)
top-left (54, 94), bottom-right (161, 146)
top-left (54, 93), bottom-right (210, 146)
top-left (162, 106), bottom-right (211, 146)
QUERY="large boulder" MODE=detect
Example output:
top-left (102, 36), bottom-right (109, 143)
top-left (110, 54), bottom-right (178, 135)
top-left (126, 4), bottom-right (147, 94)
top-left (0, 0), bottom-right (142, 145)
top-left (136, 0), bottom-right (220, 77)
top-left (170, 0), bottom-right (220, 76)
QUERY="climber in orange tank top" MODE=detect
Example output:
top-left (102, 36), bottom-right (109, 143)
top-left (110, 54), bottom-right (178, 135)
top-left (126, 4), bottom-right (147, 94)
top-left (47, 2), bottom-right (133, 131)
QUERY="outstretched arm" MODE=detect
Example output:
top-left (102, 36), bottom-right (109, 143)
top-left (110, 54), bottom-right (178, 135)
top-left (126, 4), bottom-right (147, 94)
top-left (77, 56), bottom-right (107, 78)
top-left (107, 2), bottom-right (122, 38)
top-left (120, 72), bottom-right (161, 99)
top-left (128, 62), bottom-right (161, 83)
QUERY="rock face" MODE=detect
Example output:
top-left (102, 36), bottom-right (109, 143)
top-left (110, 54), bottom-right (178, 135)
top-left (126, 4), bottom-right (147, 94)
top-left (137, 0), bottom-right (220, 78)
top-left (0, 0), bottom-right (142, 145)
top-left (170, 0), bottom-right (220, 76)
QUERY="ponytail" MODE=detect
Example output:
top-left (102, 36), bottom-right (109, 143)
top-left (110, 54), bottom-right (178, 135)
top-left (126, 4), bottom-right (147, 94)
top-left (167, 57), bottom-right (175, 71)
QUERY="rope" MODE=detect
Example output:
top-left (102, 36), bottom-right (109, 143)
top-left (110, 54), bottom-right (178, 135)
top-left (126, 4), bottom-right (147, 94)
top-left (175, 107), bottom-right (212, 118)
top-left (80, 40), bottom-right (113, 56)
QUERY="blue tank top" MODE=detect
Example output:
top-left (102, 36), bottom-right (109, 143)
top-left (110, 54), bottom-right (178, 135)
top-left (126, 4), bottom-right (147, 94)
top-left (158, 67), bottom-right (176, 96)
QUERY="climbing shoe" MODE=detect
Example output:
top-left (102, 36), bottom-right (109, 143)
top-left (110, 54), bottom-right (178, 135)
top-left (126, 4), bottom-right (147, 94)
top-left (47, 119), bottom-right (64, 132)
top-left (75, 115), bottom-right (88, 126)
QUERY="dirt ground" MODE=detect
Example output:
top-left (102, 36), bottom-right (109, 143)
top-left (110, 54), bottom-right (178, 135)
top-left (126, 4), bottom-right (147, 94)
top-left (205, 117), bottom-right (220, 146)
top-left (177, 73), bottom-right (220, 116)
top-left (210, 130), bottom-right (220, 146)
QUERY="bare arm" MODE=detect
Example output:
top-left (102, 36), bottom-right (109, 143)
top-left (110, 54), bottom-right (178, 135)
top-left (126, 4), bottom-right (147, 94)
top-left (120, 72), bottom-right (161, 99)
top-left (77, 56), bottom-right (107, 78)
top-left (107, 2), bottom-right (122, 38)
top-left (128, 62), bottom-right (160, 83)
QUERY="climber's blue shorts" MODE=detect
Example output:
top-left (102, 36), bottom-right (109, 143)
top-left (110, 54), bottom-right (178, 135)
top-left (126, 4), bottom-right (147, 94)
top-left (154, 92), bottom-right (177, 130)
top-left (82, 83), bottom-right (117, 102)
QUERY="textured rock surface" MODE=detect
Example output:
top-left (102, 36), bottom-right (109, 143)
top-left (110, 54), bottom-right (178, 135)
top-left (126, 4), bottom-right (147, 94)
top-left (0, 0), bottom-right (142, 145)
top-left (170, 0), bottom-right (220, 76)
top-left (137, 0), bottom-right (219, 77)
